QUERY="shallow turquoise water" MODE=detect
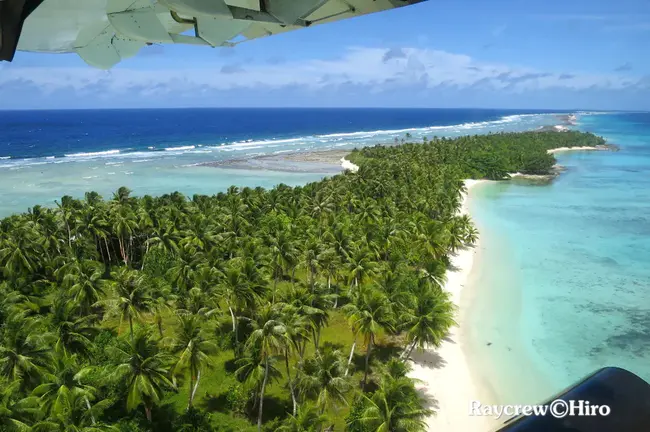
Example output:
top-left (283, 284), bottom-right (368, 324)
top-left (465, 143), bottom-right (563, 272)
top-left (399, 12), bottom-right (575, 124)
top-left (468, 113), bottom-right (650, 404)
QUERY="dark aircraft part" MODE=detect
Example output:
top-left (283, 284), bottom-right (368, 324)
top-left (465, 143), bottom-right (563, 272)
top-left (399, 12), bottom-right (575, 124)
top-left (0, 0), bottom-right (45, 61)
top-left (496, 367), bottom-right (650, 431)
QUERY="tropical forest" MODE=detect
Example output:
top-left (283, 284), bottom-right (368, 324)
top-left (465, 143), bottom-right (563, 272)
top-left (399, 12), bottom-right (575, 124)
top-left (0, 130), bottom-right (604, 431)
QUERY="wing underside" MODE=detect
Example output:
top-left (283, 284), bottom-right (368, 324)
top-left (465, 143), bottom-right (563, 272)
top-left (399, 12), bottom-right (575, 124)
top-left (1, 0), bottom-right (426, 68)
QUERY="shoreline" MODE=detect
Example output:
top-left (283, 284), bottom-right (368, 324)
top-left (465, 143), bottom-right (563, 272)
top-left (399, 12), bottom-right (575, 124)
top-left (547, 145), bottom-right (610, 154)
top-left (407, 140), bottom-right (609, 430)
top-left (408, 179), bottom-right (497, 432)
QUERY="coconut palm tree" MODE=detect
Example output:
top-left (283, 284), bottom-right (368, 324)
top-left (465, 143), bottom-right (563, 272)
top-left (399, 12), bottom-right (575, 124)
top-left (109, 204), bottom-right (138, 266)
top-left (32, 354), bottom-right (99, 425)
top-left (150, 284), bottom-right (176, 338)
top-left (0, 232), bottom-right (41, 279)
top-left (277, 403), bottom-right (329, 432)
top-left (33, 389), bottom-right (114, 431)
top-left (49, 298), bottom-right (98, 358)
top-left (465, 225), bottom-right (479, 245)
top-left (97, 268), bottom-right (153, 342)
top-left (75, 207), bottom-right (112, 264)
top-left (245, 304), bottom-right (288, 431)
top-left (217, 263), bottom-right (256, 350)
top-left (296, 347), bottom-right (350, 415)
top-left (59, 260), bottom-right (105, 316)
top-left (400, 286), bottom-right (456, 361)
top-left (170, 314), bottom-right (219, 409)
top-left (349, 368), bottom-right (431, 432)
top-left (167, 244), bottom-right (203, 293)
top-left (0, 379), bottom-right (40, 431)
top-left (301, 235), bottom-right (323, 292)
top-left (176, 287), bottom-right (219, 319)
top-left (0, 317), bottom-right (53, 391)
top-left (55, 195), bottom-right (77, 249)
top-left (342, 287), bottom-right (394, 388)
top-left (109, 329), bottom-right (175, 422)
top-left (316, 247), bottom-right (339, 299)
top-left (146, 222), bottom-right (181, 257)
top-left (345, 246), bottom-right (377, 293)
top-left (234, 344), bottom-right (282, 406)
top-left (278, 304), bottom-right (311, 415)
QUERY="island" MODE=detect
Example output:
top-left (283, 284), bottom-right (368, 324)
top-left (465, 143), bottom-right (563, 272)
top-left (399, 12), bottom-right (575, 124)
top-left (0, 130), bottom-right (607, 431)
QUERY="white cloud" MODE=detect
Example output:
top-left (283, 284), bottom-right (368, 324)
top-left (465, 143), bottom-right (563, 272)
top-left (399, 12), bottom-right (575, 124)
top-left (0, 46), bottom-right (645, 100)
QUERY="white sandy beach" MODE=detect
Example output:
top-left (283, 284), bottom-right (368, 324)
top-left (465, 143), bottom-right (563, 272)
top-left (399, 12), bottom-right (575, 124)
top-left (408, 179), bottom-right (496, 432)
top-left (547, 146), bottom-right (604, 154)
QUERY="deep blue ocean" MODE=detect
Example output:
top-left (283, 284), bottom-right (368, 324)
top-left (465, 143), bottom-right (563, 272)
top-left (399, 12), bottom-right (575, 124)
top-left (1, 108), bottom-right (565, 159)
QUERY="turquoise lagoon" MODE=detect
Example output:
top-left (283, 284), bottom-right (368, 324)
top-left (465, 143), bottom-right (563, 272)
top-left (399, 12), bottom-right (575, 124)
top-left (465, 112), bottom-right (650, 405)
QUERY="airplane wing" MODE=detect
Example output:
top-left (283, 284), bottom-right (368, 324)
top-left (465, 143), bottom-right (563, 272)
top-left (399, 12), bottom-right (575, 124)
top-left (0, 0), bottom-right (426, 68)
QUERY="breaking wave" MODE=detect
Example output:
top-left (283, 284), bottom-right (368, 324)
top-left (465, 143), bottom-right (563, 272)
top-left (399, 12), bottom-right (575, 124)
top-left (0, 112), bottom-right (573, 170)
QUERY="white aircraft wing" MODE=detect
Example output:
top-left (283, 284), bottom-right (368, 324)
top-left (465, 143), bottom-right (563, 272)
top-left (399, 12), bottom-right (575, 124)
top-left (0, 0), bottom-right (426, 68)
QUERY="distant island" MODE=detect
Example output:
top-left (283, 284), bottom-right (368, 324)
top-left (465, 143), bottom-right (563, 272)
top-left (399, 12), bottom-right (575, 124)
top-left (0, 130), bottom-right (606, 431)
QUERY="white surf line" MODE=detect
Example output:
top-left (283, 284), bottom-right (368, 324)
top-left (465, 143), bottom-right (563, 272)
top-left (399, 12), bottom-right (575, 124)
top-left (340, 157), bottom-right (359, 173)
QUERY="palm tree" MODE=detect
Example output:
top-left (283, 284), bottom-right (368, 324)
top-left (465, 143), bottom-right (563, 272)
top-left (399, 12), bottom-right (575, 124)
top-left (75, 206), bottom-right (112, 264)
top-left (316, 248), bottom-right (339, 300)
top-left (277, 403), bottom-right (329, 432)
top-left (0, 317), bottom-right (53, 390)
top-left (171, 314), bottom-right (219, 409)
top-left (146, 222), bottom-right (180, 257)
top-left (301, 235), bottom-right (323, 291)
top-left (465, 225), bottom-right (479, 245)
top-left (349, 369), bottom-right (431, 432)
top-left (342, 288), bottom-right (394, 388)
top-left (55, 195), bottom-right (76, 249)
top-left (345, 246), bottom-right (377, 293)
top-left (415, 220), bottom-right (450, 262)
top-left (278, 304), bottom-right (311, 415)
top-left (150, 284), bottom-right (176, 338)
top-left (283, 286), bottom-right (331, 353)
top-left (59, 260), bottom-right (105, 316)
top-left (234, 345), bottom-right (282, 408)
top-left (32, 390), bottom-right (114, 431)
top-left (166, 244), bottom-right (202, 293)
top-left (49, 298), bottom-right (98, 358)
top-left (296, 347), bottom-right (350, 415)
top-left (0, 231), bottom-right (41, 279)
top-left (98, 268), bottom-right (153, 342)
top-left (32, 355), bottom-right (99, 425)
top-left (176, 287), bottom-right (218, 319)
top-left (0, 379), bottom-right (40, 431)
top-left (245, 304), bottom-right (288, 432)
top-left (400, 286), bottom-right (456, 361)
top-left (109, 329), bottom-right (175, 422)
top-left (217, 262), bottom-right (262, 350)
top-left (109, 205), bottom-right (137, 265)
top-left (447, 217), bottom-right (466, 253)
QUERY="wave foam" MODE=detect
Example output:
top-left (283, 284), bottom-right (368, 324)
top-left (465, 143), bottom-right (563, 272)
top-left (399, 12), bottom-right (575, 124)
top-left (164, 145), bottom-right (195, 151)
top-left (0, 112), bottom-right (573, 169)
top-left (65, 150), bottom-right (121, 158)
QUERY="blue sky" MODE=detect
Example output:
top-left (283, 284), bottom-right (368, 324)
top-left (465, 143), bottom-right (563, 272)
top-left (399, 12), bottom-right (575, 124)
top-left (2, 0), bottom-right (650, 110)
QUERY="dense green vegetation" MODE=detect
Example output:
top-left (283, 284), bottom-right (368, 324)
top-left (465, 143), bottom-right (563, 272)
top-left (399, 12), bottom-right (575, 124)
top-left (0, 131), bottom-right (603, 431)
top-left (351, 130), bottom-right (607, 177)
